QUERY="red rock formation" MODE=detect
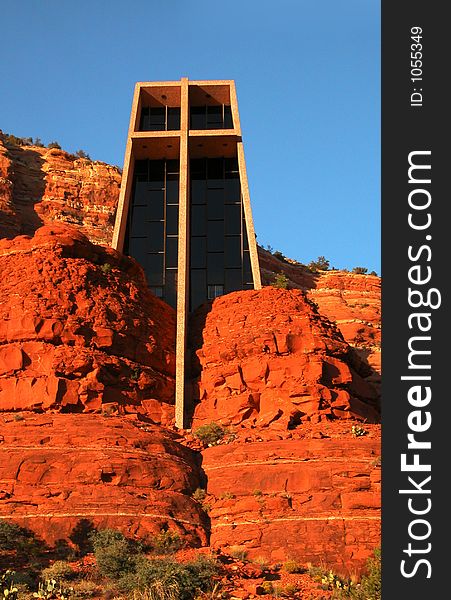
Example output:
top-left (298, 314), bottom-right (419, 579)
top-left (258, 247), bottom-right (381, 391)
top-left (0, 224), bottom-right (175, 419)
top-left (202, 423), bottom-right (380, 575)
top-left (0, 413), bottom-right (208, 546)
top-left (189, 287), bottom-right (379, 430)
top-left (0, 137), bottom-right (120, 244)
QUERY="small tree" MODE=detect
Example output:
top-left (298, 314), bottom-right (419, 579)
top-left (47, 141), bottom-right (61, 149)
top-left (194, 422), bottom-right (227, 446)
top-left (308, 256), bottom-right (329, 271)
top-left (75, 149), bottom-right (91, 160)
top-left (271, 272), bottom-right (289, 289)
top-left (273, 250), bottom-right (286, 261)
top-left (352, 267), bottom-right (368, 275)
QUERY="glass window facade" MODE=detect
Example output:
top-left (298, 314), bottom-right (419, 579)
top-left (189, 157), bottom-right (249, 310)
top-left (189, 105), bottom-right (233, 130)
top-left (124, 159), bottom-right (179, 308)
top-left (140, 106), bottom-right (181, 131)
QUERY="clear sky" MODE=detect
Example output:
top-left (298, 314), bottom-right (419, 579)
top-left (1, 0), bottom-right (380, 273)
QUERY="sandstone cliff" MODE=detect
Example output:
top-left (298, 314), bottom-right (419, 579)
top-left (0, 136), bottom-right (120, 245)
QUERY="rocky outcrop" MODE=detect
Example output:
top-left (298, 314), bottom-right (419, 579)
top-left (202, 423), bottom-right (380, 575)
top-left (189, 287), bottom-right (379, 430)
top-left (258, 248), bottom-right (381, 391)
top-left (0, 224), bottom-right (175, 419)
top-left (0, 413), bottom-right (208, 546)
top-left (0, 137), bottom-right (120, 244)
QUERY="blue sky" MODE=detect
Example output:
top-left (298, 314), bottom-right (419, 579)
top-left (1, 0), bottom-right (380, 273)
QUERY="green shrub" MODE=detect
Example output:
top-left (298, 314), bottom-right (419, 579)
top-left (70, 579), bottom-right (100, 598)
top-left (352, 267), bottom-right (368, 275)
top-left (75, 150), bottom-right (91, 160)
top-left (369, 271), bottom-right (378, 276)
top-left (1, 571), bottom-right (19, 600)
top-left (194, 423), bottom-right (227, 446)
top-left (100, 262), bottom-right (112, 274)
top-left (40, 561), bottom-right (75, 582)
top-left (282, 559), bottom-right (304, 574)
top-left (273, 250), bottom-right (286, 261)
top-left (351, 425), bottom-right (367, 438)
top-left (121, 556), bottom-right (220, 600)
top-left (192, 488), bottom-right (207, 503)
top-left (334, 548), bottom-right (381, 599)
top-left (47, 142), bottom-right (61, 150)
top-left (271, 272), bottom-right (289, 289)
top-left (89, 529), bottom-right (141, 578)
top-left (308, 256), bottom-right (330, 271)
top-left (152, 530), bottom-right (183, 555)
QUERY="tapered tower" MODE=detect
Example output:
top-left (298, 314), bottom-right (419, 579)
top-left (112, 78), bottom-right (261, 427)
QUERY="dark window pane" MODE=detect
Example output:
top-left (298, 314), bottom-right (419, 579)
top-left (164, 269), bottom-right (177, 308)
top-left (207, 179), bottom-right (224, 190)
top-left (207, 221), bottom-right (224, 251)
top-left (225, 269), bottom-right (242, 292)
top-left (207, 189), bottom-right (224, 220)
top-left (225, 236), bottom-right (242, 267)
top-left (149, 161), bottom-right (165, 182)
top-left (134, 160), bottom-right (148, 177)
top-left (224, 178), bottom-right (241, 203)
top-left (190, 106), bottom-right (206, 129)
top-left (131, 207), bottom-right (149, 236)
top-left (129, 237), bottom-right (147, 258)
top-left (225, 204), bottom-right (241, 234)
top-left (207, 158), bottom-right (223, 179)
top-left (225, 157), bottom-right (239, 174)
top-left (207, 252), bottom-right (224, 282)
top-left (224, 105), bottom-right (233, 128)
top-left (167, 160), bottom-right (179, 174)
top-left (206, 105), bottom-right (222, 128)
top-left (167, 108), bottom-right (180, 130)
top-left (148, 221), bottom-right (164, 252)
top-left (166, 205), bottom-right (179, 235)
top-left (208, 284), bottom-right (224, 299)
top-left (190, 237), bottom-right (206, 268)
top-left (191, 205), bottom-right (206, 236)
top-left (150, 286), bottom-right (164, 298)
top-left (243, 250), bottom-right (252, 282)
top-left (191, 269), bottom-right (207, 310)
top-left (191, 180), bottom-right (206, 204)
top-left (166, 237), bottom-right (178, 268)
top-left (166, 177), bottom-right (179, 204)
top-left (149, 107), bottom-right (165, 131)
top-left (148, 190), bottom-right (164, 220)
top-left (243, 225), bottom-right (249, 250)
top-left (134, 182), bottom-right (150, 205)
top-left (190, 159), bottom-right (206, 178)
top-left (146, 254), bottom-right (164, 285)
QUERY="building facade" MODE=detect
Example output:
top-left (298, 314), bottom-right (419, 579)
top-left (112, 78), bottom-right (261, 427)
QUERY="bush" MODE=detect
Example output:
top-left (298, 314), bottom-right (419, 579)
top-left (121, 556), bottom-right (220, 600)
top-left (272, 250), bottom-right (286, 261)
top-left (271, 272), bottom-right (289, 289)
top-left (151, 530), bottom-right (183, 555)
top-left (100, 262), bottom-right (112, 274)
top-left (90, 529), bottom-right (142, 578)
top-left (352, 267), bottom-right (368, 275)
top-left (47, 142), bottom-right (61, 150)
top-left (194, 423), bottom-right (227, 446)
top-left (192, 488), bottom-right (207, 503)
top-left (369, 271), bottom-right (378, 276)
top-left (75, 149), bottom-right (91, 160)
top-left (308, 256), bottom-right (330, 271)
top-left (282, 559), bottom-right (304, 574)
top-left (41, 561), bottom-right (75, 582)
top-left (336, 548), bottom-right (380, 599)
top-left (0, 521), bottom-right (44, 556)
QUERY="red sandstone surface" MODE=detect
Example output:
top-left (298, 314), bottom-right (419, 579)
top-left (0, 413), bottom-right (208, 546)
top-left (0, 136), bottom-right (120, 245)
top-left (189, 287), bottom-right (379, 430)
top-left (0, 224), bottom-right (176, 418)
